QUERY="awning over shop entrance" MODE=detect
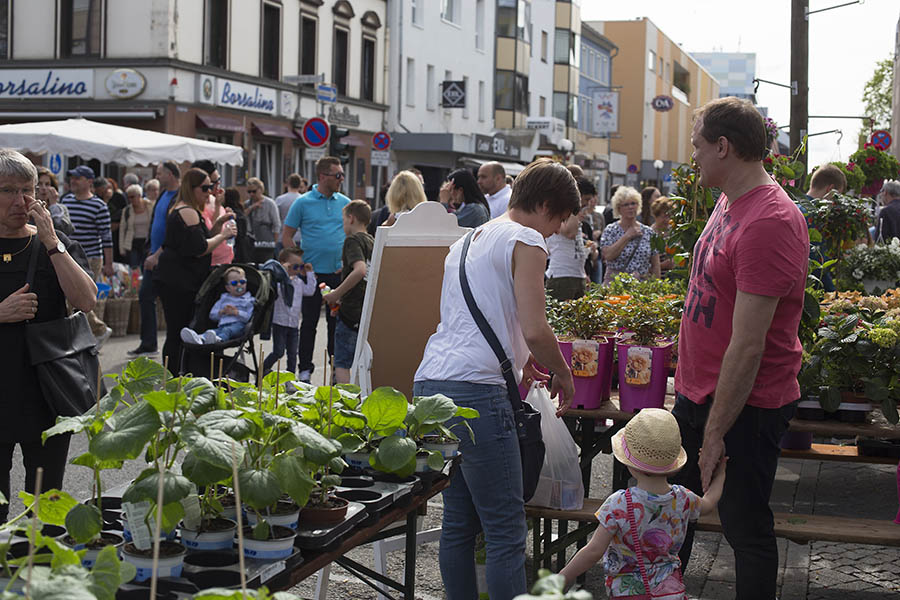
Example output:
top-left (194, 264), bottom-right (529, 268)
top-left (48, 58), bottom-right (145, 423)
top-left (196, 114), bottom-right (244, 132)
top-left (0, 117), bottom-right (244, 165)
top-left (252, 121), bottom-right (299, 139)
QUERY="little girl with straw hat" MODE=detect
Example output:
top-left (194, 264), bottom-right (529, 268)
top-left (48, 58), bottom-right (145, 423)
top-left (560, 409), bottom-right (726, 599)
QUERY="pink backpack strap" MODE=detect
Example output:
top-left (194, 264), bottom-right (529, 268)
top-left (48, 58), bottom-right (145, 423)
top-left (625, 488), bottom-right (655, 599)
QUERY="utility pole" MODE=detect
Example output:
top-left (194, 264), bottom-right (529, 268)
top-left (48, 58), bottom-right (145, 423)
top-left (790, 0), bottom-right (808, 169)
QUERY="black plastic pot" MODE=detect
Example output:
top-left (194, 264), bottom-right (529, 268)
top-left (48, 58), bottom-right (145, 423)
top-left (8, 541), bottom-right (52, 559)
top-left (185, 568), bottom-right (242, 589)
top-left (11, 524), bottom-right (65, 539)
top-left (182, 550), bottom-right (240, 573)
top-left (339, 475), bottom-right (374, 488)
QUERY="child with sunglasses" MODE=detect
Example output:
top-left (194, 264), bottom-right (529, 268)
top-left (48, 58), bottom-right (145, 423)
top-left (263, 247), bottom-right (317, 374)
top-left (180, 266), bottom-right (255, 345)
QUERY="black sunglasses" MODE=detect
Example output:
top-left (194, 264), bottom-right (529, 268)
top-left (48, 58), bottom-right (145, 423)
top-left (200, 184), bottom-right (214, 192)
top-left (324, 171), bottom-right (345, 180)
top-left (228, 279), bottom-right (247, 286)
top-left (288, 263), bottom-right (306, 271)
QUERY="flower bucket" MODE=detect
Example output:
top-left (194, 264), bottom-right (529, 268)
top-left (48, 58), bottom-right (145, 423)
top-left (616, 341), bottom-right (673, 413)
top-left (558, 338), bottom-right (614, 410)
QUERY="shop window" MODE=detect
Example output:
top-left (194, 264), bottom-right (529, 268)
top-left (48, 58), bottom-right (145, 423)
top-left (60, 0), bottom-right (101, 57)
top-left (300, 16), bottom-right (317, 76)
top-left (204, 0), bottom-right (228, 69)
top-left (361, 36), bottom-right (376, 102)
top-left (261, 2), bottom-right (281, 80)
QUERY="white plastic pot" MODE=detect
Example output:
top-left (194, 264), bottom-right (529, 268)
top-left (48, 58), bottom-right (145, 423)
top-left (63, 532), bottom-right (124, 568)
top-left (245, 505), bottom-right (300, 531)
top-left (179, 519), bottom-right (237, 551)
top-left (423, 440), bottom-right (459, 459)
top-left (240, 531), bottom-right (297, 560)
top-left (344, 452), bottom-right (372, 469)
top-left (121, 542), bottom-right (186, 582)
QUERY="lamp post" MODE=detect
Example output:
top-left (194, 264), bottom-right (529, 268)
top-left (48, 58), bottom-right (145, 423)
top-left (653, 159), bottom-right (664, 190)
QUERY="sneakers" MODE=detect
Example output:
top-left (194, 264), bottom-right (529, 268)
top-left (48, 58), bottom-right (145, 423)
top-left (180, 327), bottom-right (204, 345)
top-left (201, 330), bottom-right (220, 344)
top-left (95, 326), bottom-right (112, 349)
top-left (127, 345), bottom-right (158, 357)
top-left (297, 369), bottom-right (312, 383)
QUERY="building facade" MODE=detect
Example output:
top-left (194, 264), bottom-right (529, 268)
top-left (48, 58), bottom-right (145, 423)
top-left (0, 0), bottom-right (388, 200)
top-left (586, 18), bottom-right (719, 191)
top-left (691, 52), bottom-right (756, 103)
top-left (574, 23), bottom-right (615, 198)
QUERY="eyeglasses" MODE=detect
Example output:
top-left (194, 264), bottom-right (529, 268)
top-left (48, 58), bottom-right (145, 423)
top-left (0, 186), bottom-right (35, 198)
top-left (248, 188), bottom-right (260, 194)
top-left (200, 184), bottom-right (214, 192)
top-left (288, 263), bottom-right (306, 271)
top-left (324, 171), bottom-right (345, 180)
top-left (228, 279), bottom-right (247, 286)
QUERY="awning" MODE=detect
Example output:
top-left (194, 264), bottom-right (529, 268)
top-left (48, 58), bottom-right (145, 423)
top-left (196, 114), bottom-right (244, 132)
top-left (459, 156), bottom-right (526, 176)
top-left (253, 121), bottom-right (299, 139)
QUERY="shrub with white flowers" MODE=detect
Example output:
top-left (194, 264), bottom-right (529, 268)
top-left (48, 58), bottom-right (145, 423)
top-left (841, 238), bottom-right (900, 283)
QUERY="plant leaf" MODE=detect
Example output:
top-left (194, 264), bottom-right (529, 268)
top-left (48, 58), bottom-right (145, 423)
top-left (412, 394), bottom-right (457, 426)
top-left (41, 415), bottom-right (93, 443)
top-left (18, 489), bottom-right (79, 527)
top-left (196, 409), bottom-right (253, 440)
top-left (158, 501), bottom-right (185, 533)
top-left (88, 544), bottom-right (134, 600)
top-left (65, 504), bottom-right (103, 544)
top-left (181, 452), bottom-right (233, 488)
top-left (374, 436), bottom-right (417, 472)
top-left (182, 377), bottom-right (220, 414)
top-left (237, 469), bottom-right (281, 511)
top-left (426, 450), bottom-right (445, 471)
top-left (270, 455), bottom-right (315, 508)
top-left (361, 387), bottom-right (408, 434)
top-left (332, 409), bottom-right (366, 430)
top-left (71, 453), bottom-right (123, 472)
top-left (121, 358), bottom-right (168, 397)
top-left (89, 401), bottom-right (161, 461)
top-left (336, 433), bottom-right (365, 454)
top-left (143, 390), bottom-right (187, 414)
top-left (181, 424), bottom-right (244, 470)
top-left (122, 469), bottom-right (192, 505)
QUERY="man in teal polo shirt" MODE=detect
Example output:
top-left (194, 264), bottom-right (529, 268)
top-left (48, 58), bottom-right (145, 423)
top-left (282, 156), bottom-right (350, 381)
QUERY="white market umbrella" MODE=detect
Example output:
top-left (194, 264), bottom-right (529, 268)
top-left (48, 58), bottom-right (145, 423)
top-left (0, 117), bottom-right (243, 166)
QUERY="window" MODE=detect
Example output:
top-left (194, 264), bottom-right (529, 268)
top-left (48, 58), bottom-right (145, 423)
top-left (539, 95), bottom-right (546, 117)
top-left (300, 16), bottom-right (317, 76)
top-left (204, 0), bottom-right (228, 68)
top-left (659, 56), bottom-right (664, 77)
top-left (553, 92), bottom-right (568, 123)
top-left (478, 80), bottom-right (485, 121)
top-left (541, 30), bottom-right (548, 62)
top-left (333, 27), bottom-right (348, 96)
top-left (0, 1), bottom-right (8, 59)
top-left (60, 0), bottom-right (101, 57)
top-left (673, 60), bottom-right (691, 99)
top-left (495, 70), bottom-right (528, 113)
top-left (261, 3), bottom-right (280, 80)
top-left (361, 36), bottom-right (375, 102)
top-left (405, 58), bottom-right (415, 106)
top-left (441, 0), bottom-right (458, 24)
top-left (426, 65), bottom-right (436, 110)
top-left (555, 28), bottom-right (578, 66)
top-left (463, 76), bottom-right (469, 118)
top-left (497, 0), bottom-right (529, 42)
top-left (411, 0), bottom-right (422, 26)
top-left (648, 49), bottom-right (656, 72)
top-left (475, 0), bottom-right (484, 50)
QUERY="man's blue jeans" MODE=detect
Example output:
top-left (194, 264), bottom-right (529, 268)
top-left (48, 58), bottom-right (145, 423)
top-left (670, 393), bottom-right (797, 600)
top-left (413, 380), bottom-right (527, 600)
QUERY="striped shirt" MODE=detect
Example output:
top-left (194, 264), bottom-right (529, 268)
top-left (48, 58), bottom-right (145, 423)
top-left (61, 193), bottom-right (113, 258)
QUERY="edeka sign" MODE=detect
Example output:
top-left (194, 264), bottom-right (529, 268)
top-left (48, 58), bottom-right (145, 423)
top-left (0, 69), bottom-right (93, 99)
top-left (216, 78), bottom-right (277, 115)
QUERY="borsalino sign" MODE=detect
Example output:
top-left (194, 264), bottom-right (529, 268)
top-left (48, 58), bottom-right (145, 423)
top-left (0, 69), bottom-right (93, 99)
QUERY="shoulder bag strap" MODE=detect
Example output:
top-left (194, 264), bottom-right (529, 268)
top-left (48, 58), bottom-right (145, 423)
top-left (458, 230), bottom-right (524, 413)
top-left (619, 228), bottom-right (642, 273)
top-left (625, 488), bottom-right (655, 598)
top-left (25, 233), bottom-right (41, 289)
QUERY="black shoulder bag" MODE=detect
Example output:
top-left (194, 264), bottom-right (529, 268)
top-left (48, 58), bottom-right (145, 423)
top-left (458, 230), bottom-right (545, 503)
top-left (24, 240), bottom-right (102, 417)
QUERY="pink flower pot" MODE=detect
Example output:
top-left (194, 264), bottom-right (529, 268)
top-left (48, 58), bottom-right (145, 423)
top-left (616, 341), bottom-right (673, 413)
top-left (558, 339), bottom-right (614, 410)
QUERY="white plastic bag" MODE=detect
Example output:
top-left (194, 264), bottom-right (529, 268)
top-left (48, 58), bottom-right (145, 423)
top-left (525, 383), bottom-right (584, 510)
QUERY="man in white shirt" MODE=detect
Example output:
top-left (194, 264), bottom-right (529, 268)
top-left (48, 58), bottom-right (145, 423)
top-left (477, 161), bottom-right (512, 219)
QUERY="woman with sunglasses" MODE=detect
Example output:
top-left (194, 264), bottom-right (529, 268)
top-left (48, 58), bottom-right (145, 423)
top-left (154, 168), bottom-right (236, 373)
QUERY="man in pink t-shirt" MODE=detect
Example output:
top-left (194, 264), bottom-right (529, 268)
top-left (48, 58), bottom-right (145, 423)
top-left (671, 97), bottom-right (809, 600)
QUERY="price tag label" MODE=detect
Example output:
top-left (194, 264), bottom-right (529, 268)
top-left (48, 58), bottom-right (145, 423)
top-left (122, 501), bottom-right (152, 551)
top-left (258, 560), bottom-right (286, 583)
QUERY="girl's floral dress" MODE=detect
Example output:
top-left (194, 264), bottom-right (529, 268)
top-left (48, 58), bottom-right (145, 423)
top-left (595, 485), bottom-right (702, 599)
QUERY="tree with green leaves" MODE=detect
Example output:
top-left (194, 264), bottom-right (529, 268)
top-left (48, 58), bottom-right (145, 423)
top-left (861, 56), bottom-right (893, 131)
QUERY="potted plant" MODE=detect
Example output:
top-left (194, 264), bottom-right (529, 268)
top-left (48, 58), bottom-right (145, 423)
top-left (406, 394), bottom-right (479, 470)
top-left (848, 144), bottom-right (900, 195)
top-left (839, 239), bottom-right (900, 293)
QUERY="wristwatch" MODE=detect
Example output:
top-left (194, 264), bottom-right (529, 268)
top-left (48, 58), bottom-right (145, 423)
top-left (47, 240), bottom-right (66, 257)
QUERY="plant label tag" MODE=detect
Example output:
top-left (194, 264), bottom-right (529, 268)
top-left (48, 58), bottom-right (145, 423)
top-left (123, 501), bottom-right (153, 551)
top-left (258, 560), bottom-right (286, 583)
top-left (181, 489), bottom-right (202, 531)
top-left (571, 340), bottom-right (599, 377)
top-left (625, 346), bottom-right (653, 387)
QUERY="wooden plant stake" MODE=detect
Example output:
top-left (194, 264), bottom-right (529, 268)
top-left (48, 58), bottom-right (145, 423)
top-left (231, 442), bottom-right (248, 594)
top-left (148, 462), bottom-right (166, 600)
top-left (25, 467), bottom-right (43, 600)
top-left (209, 351), bottom-right (215, 384)
top-left (258, 342), bottom-right (265, 410)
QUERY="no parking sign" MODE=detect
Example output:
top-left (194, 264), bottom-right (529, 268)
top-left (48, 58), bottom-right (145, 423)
top-left (301, 117), bottom-right (330, 148)
top-left (871, 130), bottom-right (892, 151)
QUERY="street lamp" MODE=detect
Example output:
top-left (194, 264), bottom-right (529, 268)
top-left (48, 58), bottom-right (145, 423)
top-left (653, 159), bottom-right (664, 190)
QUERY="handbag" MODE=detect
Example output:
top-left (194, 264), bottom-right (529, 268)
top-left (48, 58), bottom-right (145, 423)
top-left (24, 239), bottom-right (102, 417)
top-left (458, 230), bottom-right (545, 503)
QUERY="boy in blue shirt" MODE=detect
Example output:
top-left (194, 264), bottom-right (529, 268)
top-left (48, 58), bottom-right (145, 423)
top-left (181, 266), bottom-right (255, 344)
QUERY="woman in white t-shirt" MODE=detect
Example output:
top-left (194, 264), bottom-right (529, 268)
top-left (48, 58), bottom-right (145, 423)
top-left (545, 211), bottom-right (590, 301)
top-left (414, 159), bottom-right (578, 600)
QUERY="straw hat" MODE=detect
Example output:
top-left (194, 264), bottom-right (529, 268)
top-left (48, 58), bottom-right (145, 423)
top-left (611, 408), bottom-right (687, 475)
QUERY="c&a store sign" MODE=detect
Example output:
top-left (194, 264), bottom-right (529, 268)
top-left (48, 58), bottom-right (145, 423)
top-left (0, 69), bottom-right (93, 99)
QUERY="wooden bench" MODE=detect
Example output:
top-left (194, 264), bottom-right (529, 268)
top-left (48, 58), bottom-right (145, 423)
top-left (781, 443), bottom-right (899, 465)
top-left (526, 499), bottom-right (900, 579)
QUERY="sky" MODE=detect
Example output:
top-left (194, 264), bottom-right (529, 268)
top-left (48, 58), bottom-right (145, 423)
top-left (581, 0), bottom-right (898, 169)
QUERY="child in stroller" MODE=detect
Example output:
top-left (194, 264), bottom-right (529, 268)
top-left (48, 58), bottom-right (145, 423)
top-left (181, 266), bottom-right (255, 345)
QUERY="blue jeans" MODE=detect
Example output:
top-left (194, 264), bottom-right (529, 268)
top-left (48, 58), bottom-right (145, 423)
top-left (211, 321), bottom-right (246, 342)
top-left (333, 319), bottom-right (357, 369)
top-left (264, 324), bottom-right (299, 373)
top-left (413, 380), bottom-right (526, 600)
top-left (138, 267), bottom-right (157, 349)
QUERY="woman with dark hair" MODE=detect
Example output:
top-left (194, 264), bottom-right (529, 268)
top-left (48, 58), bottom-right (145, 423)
top-left (153, 168), bottom-right (236, 372)
top-left (224, 187), bottom-right (253, 264)
top-left (441, 168), bottom-right (490, 228)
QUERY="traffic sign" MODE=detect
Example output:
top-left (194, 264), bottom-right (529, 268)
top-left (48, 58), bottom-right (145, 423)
top-left (372, 131), bottom-right (391, 150)
top-left (48, 153), bottom-right (63, 177)
top-left (284, 74), bottom-right (324, 85)
top-left (301, 117), bottom-right (330, 148)
top-left (627, 164), bottom-right (638, 173)
top-left (305, 147), bottom-right (326, 162)
top-left (371, 150), bottom-right (390, 167)
top-left (316, 83), bottom-right (337, 103)
top-left (871, 130), bottom-right (892, 151)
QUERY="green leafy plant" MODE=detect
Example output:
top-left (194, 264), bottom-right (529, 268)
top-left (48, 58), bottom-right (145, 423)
top-left (840, 239), bottom-right (900, 283)
top-left (848, 145), bottom-right (900, 188)
top-left (797, 193), bottom-right (872, 258)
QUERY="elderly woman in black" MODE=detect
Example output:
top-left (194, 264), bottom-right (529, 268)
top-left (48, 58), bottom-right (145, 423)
top-left (440, 168), bottom-right (491, 228)
top-left (0, 149), bottom-right (97, 522)
top-left (154, 168), bottom-right (236, 373)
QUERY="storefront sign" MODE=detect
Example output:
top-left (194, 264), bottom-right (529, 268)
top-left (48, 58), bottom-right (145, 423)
top-left (279, 91), bottom-right (296, 119)
top-left (592, 90), bottom-right (619, 135)
top-left (525, 117), bottom-right (565, 144)
top-left (651, 95), bottom-right (675, 112)
top-left (475, 134), bottom-right (521, 159)
top-left (0, 69), bottom-right (93, 99)
top-left (327, 105), bottom-right (361, 127)
top-left (216, 78), bottom-right (277, 115)
top-left (198, 75), bottom-right (216, 105)
top-left (105, 68), bottom-right (145, 99)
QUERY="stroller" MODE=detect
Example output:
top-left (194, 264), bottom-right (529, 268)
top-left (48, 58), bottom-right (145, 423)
top-left (180, 263), bottom-right (276, 382)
